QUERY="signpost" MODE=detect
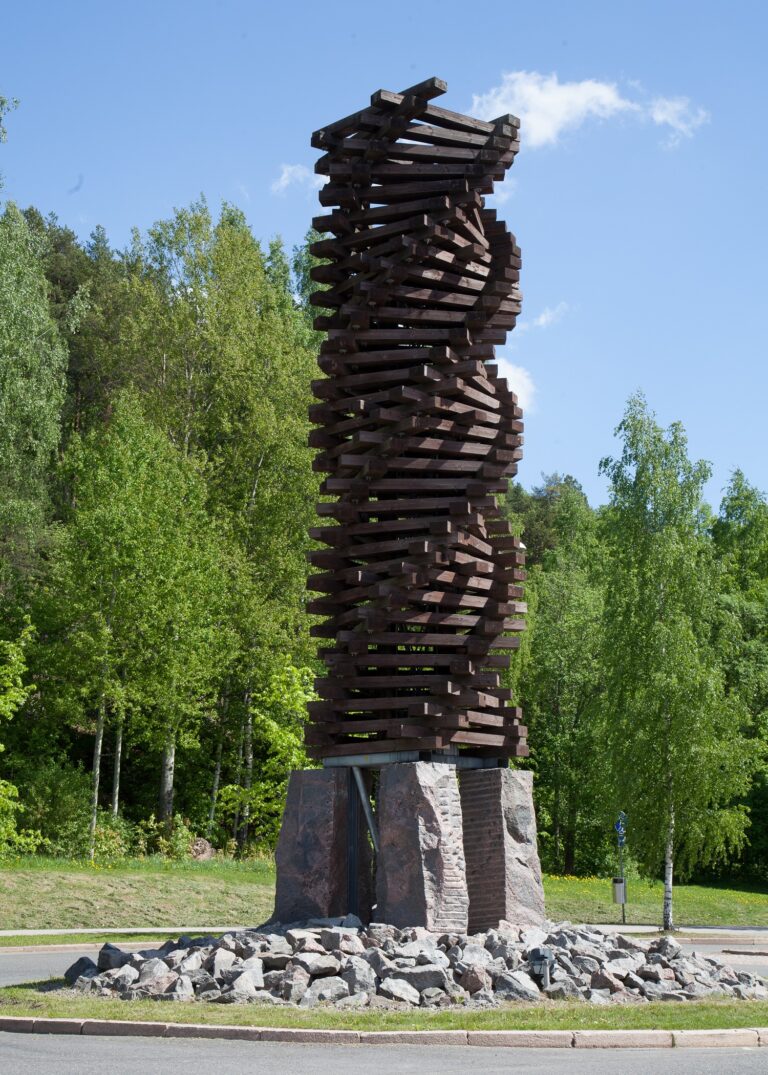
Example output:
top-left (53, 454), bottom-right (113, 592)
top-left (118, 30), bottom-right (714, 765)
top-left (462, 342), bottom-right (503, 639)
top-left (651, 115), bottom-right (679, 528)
top-left (613, 811), bottom-right (627, 924)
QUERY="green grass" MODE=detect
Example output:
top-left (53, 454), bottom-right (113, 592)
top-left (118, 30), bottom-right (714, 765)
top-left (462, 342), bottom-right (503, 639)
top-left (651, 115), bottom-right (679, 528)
top-left (1, 982), bottom-right (767, 1031)
top-left (544, 874), bottom-right (768, 928)
top-left (0, 857), bottom-right (275, 931)
top-left (0, 856), bottom-right (766, 931)
top-left (0, 933), bottom-right (172, 949)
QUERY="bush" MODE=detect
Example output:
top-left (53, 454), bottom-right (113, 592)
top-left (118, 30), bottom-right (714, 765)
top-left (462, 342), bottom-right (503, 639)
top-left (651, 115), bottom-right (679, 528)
top-left (91, 811), bottom-right (139, 863)
top-left (13, 757), bottom-right (92, 856)
top-left (136, 813), bottom-right (196, 860)
top-left (0, 778), bottom-right (45, 857)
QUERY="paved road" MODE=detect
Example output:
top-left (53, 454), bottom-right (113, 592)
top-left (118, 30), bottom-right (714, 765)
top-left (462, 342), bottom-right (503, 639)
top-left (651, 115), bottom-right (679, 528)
top-left (0, 950), bottom-right (79, 988)
top-left (0, 1036), bottom-right (765, 1074)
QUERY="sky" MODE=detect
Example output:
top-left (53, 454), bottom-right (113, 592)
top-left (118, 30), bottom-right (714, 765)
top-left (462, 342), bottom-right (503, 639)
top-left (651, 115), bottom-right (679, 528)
top-left (2, 0), bottom-right (767, 507)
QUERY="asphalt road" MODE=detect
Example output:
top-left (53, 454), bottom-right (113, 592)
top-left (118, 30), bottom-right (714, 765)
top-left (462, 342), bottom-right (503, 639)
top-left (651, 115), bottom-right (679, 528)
top-left (0, 1036), bottom-right (766, 1074)
top-left (0, 949), bottom-right (82, 987)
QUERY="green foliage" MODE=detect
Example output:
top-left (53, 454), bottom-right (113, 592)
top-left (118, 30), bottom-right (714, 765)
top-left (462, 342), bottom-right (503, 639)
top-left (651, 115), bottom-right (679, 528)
top-left (216, 663), bottom-right (315, 850)
top-left (519, 483), bottom-right (608, 874)
top-left (1, 164), bottom-right (767, 892)
top-left (14, 757), bottom-right (92, 856)
top-left (0, 202), bottom-right (67, 597)
top-left (135, 814), bottom-right (196, 860)
top-left (48, 390), bottom-right (238, 752)
top-left (0, 95), bottom-right (18, 145)
top-left (598, 394), bottom-right (757, 880)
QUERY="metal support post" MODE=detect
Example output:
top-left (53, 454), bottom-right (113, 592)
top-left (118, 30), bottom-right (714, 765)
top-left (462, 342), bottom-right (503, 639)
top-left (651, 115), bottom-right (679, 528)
top-left (346, 766), bottom-right (359, 917)
top-left (352, 765), bottom-right (380, 855)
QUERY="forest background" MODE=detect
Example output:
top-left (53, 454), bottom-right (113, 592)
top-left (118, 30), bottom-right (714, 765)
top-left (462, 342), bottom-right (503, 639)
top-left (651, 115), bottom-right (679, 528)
top-left (0, 94), bottom-right (766, 897)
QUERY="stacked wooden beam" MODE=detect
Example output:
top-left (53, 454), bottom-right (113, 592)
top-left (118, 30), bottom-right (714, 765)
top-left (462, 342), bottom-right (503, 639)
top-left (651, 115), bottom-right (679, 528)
top-left (305, 77), bottom-right (527, 762)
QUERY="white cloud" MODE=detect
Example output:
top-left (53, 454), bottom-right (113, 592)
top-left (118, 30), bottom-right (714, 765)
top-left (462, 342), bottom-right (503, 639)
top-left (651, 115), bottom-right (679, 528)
top-left (492, 175), bottom-right (517, 204)
top-left (472, 71), bottom-right (637, 148)
top-left (471, 71), bottom-right (708, 150)
top-left (496, 357), bottom-right (536, 411)
top-left (650, 95), bottom-right (709, 147)
top-left (271, 164), bottom-right (325, 196)
top-left (517, 301), bottom-right (570, 333)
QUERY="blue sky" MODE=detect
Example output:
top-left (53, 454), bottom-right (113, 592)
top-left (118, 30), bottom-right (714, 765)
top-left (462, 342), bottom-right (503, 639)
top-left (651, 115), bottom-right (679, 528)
top-left (2, 0), bottom-right (766, 507)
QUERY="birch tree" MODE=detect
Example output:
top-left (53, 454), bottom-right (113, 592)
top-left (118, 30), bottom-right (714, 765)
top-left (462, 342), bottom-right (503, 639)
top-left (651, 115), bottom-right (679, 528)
top-left (599, 394), bottom-right (754, 929)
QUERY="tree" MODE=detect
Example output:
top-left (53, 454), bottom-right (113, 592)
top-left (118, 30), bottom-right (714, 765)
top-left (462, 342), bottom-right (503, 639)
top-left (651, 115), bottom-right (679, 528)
top-left (502, 474), bottom-right (586, 565)
top-left (599, 394), bottom-right (756, 929)
top-left (711, 472), bottom-right (768, 879)
top-left (519, 483), bottom-right (605, 874)
top-left (0, 626), bottom-right (37, 854)
top-left (49, 391), bottom-right (237, 852)
top-left (0, 203), bottom-right (67, 604)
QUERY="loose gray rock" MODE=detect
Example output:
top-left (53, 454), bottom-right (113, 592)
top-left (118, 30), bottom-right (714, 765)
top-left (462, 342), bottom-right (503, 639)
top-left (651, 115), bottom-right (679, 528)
top-left (299, 975), bottom-right (349, 1007)
top-left (97, 943), bottom-right (131, 972)
top-left (64, 956), bottom-right (98, 986)
top-left (335, 991), bottom-right (369, 1009)
top-left (494, 969), bottom-right (541, 1001)
top-left (292, 952), bottom-right (341, 977)
top-left (378, 976), bottom-right (421, 1005)
top-left (341, 956), bottom-right (377, 995)
top-left (62, 919), bottom-right (765, 1009)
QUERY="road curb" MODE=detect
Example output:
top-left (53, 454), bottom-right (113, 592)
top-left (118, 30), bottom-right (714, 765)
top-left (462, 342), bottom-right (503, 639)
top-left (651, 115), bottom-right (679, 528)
top-left (0, 1016), bottom-right (766, 1047)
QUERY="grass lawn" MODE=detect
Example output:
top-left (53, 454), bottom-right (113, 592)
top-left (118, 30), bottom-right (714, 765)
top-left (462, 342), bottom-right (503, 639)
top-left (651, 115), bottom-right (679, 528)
top-left (0, 983), bottom-right (767, 1032)
top-left (544, 874), bottom-right (768, 928)
top-left (0, 857), bottom-right (275, 931)
top-left (0, 857), bottom-right (766, 931)
top-left (0, 933), bottom-right (173, 949)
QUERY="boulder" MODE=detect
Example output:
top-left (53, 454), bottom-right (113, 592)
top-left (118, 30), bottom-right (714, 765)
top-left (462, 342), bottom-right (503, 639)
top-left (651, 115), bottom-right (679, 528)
top-left (282, 963), bottom-right (310, 1002)
top-left (460, 965), bottom-right (491, 994)
top-left (300, 975), bottom-right (349, 1006)
top-left (378, 976), bottom-right (421, 1005)
top-left (97, 943), bottom-right (131, 972)
top-left (64, 956), bottom-right (98, 986)
top-left (341, 956), bottom-right (377, 995)
top-left (389, 964), bottom-right (452, 992)
top-left (494, 970), bottom-right (541, 1001)
top-left (190, 836), bottom-right (214, 860)
top-left (292, 952), bottom-right (341, 977)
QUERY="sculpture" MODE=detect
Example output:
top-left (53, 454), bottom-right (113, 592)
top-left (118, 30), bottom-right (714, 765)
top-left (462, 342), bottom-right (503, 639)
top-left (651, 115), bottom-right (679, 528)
top-left (306, 76), bottom-right (528, 764)
top-left (274, 78), bottom-right (544, 932)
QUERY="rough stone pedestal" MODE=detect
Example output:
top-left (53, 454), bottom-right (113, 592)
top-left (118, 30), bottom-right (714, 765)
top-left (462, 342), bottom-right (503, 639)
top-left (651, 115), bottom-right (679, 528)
top-left (273, 768), bottom-right (372, 924)
top-left (460, 768), bottom-right (545, 932)
top-left (376, 762), bottom-right (469, 932)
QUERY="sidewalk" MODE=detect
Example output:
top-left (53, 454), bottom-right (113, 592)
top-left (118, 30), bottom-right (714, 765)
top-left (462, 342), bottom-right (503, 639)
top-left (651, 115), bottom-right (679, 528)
top-left (0, 927), bottom-right (251, 937)
top-left (3, 924), bottom-right (768, 939)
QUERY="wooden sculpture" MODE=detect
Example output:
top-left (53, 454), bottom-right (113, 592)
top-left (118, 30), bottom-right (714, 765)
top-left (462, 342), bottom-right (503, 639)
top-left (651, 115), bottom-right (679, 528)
top-left (305, 77), bottom-right (527, 763)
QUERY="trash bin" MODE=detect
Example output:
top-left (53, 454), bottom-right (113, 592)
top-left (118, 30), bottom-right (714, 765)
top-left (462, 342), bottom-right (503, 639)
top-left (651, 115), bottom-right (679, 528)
top-left (612, 877), bottom-right (626, 904)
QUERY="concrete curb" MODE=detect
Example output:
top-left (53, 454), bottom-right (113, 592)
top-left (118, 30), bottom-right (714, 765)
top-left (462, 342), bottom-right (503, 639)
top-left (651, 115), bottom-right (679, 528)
top-left (0, 1017), bottom-right (766, 1047)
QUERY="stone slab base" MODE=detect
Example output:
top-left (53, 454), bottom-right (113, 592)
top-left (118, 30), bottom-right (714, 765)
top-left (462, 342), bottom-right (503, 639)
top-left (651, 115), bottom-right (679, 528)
top-left (273, 769), bottom-right (372, 924)
top-left (376, 762), bottom-right (469, 932)
top-left (274, 762), bottom-right (544, 932)
top-left (460, 768), bottom-right (545, 932)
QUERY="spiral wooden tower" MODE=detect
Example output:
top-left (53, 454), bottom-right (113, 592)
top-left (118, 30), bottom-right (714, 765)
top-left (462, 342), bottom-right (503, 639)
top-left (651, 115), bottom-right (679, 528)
top-left (305, 77), bottom-right (527, 764)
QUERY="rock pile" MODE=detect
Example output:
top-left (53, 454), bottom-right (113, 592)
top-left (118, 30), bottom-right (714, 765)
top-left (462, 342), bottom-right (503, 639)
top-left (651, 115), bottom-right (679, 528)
top-left (65, 919), bottom-right (767, 1009)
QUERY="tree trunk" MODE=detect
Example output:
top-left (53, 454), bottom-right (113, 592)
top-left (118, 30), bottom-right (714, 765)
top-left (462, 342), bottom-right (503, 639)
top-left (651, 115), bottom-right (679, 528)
top-left (231, 717), bottom-right (245, 840)
top-left (111, 715), bottom-right (124, 817)
top-left (563, 795), bottom-right (578, 875)
top-left (552, 778), bottom-right (561, 871)
top-left (207, 736), bottom-right (223, 839)
top-left (88, 696), bottom-right (106, 860)
top-left (663, 803), bottom-right (675, 931)
top-left (238, 686), bottom-right (254, 849)
top-left (159, 731), bottom-right (176, 824)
